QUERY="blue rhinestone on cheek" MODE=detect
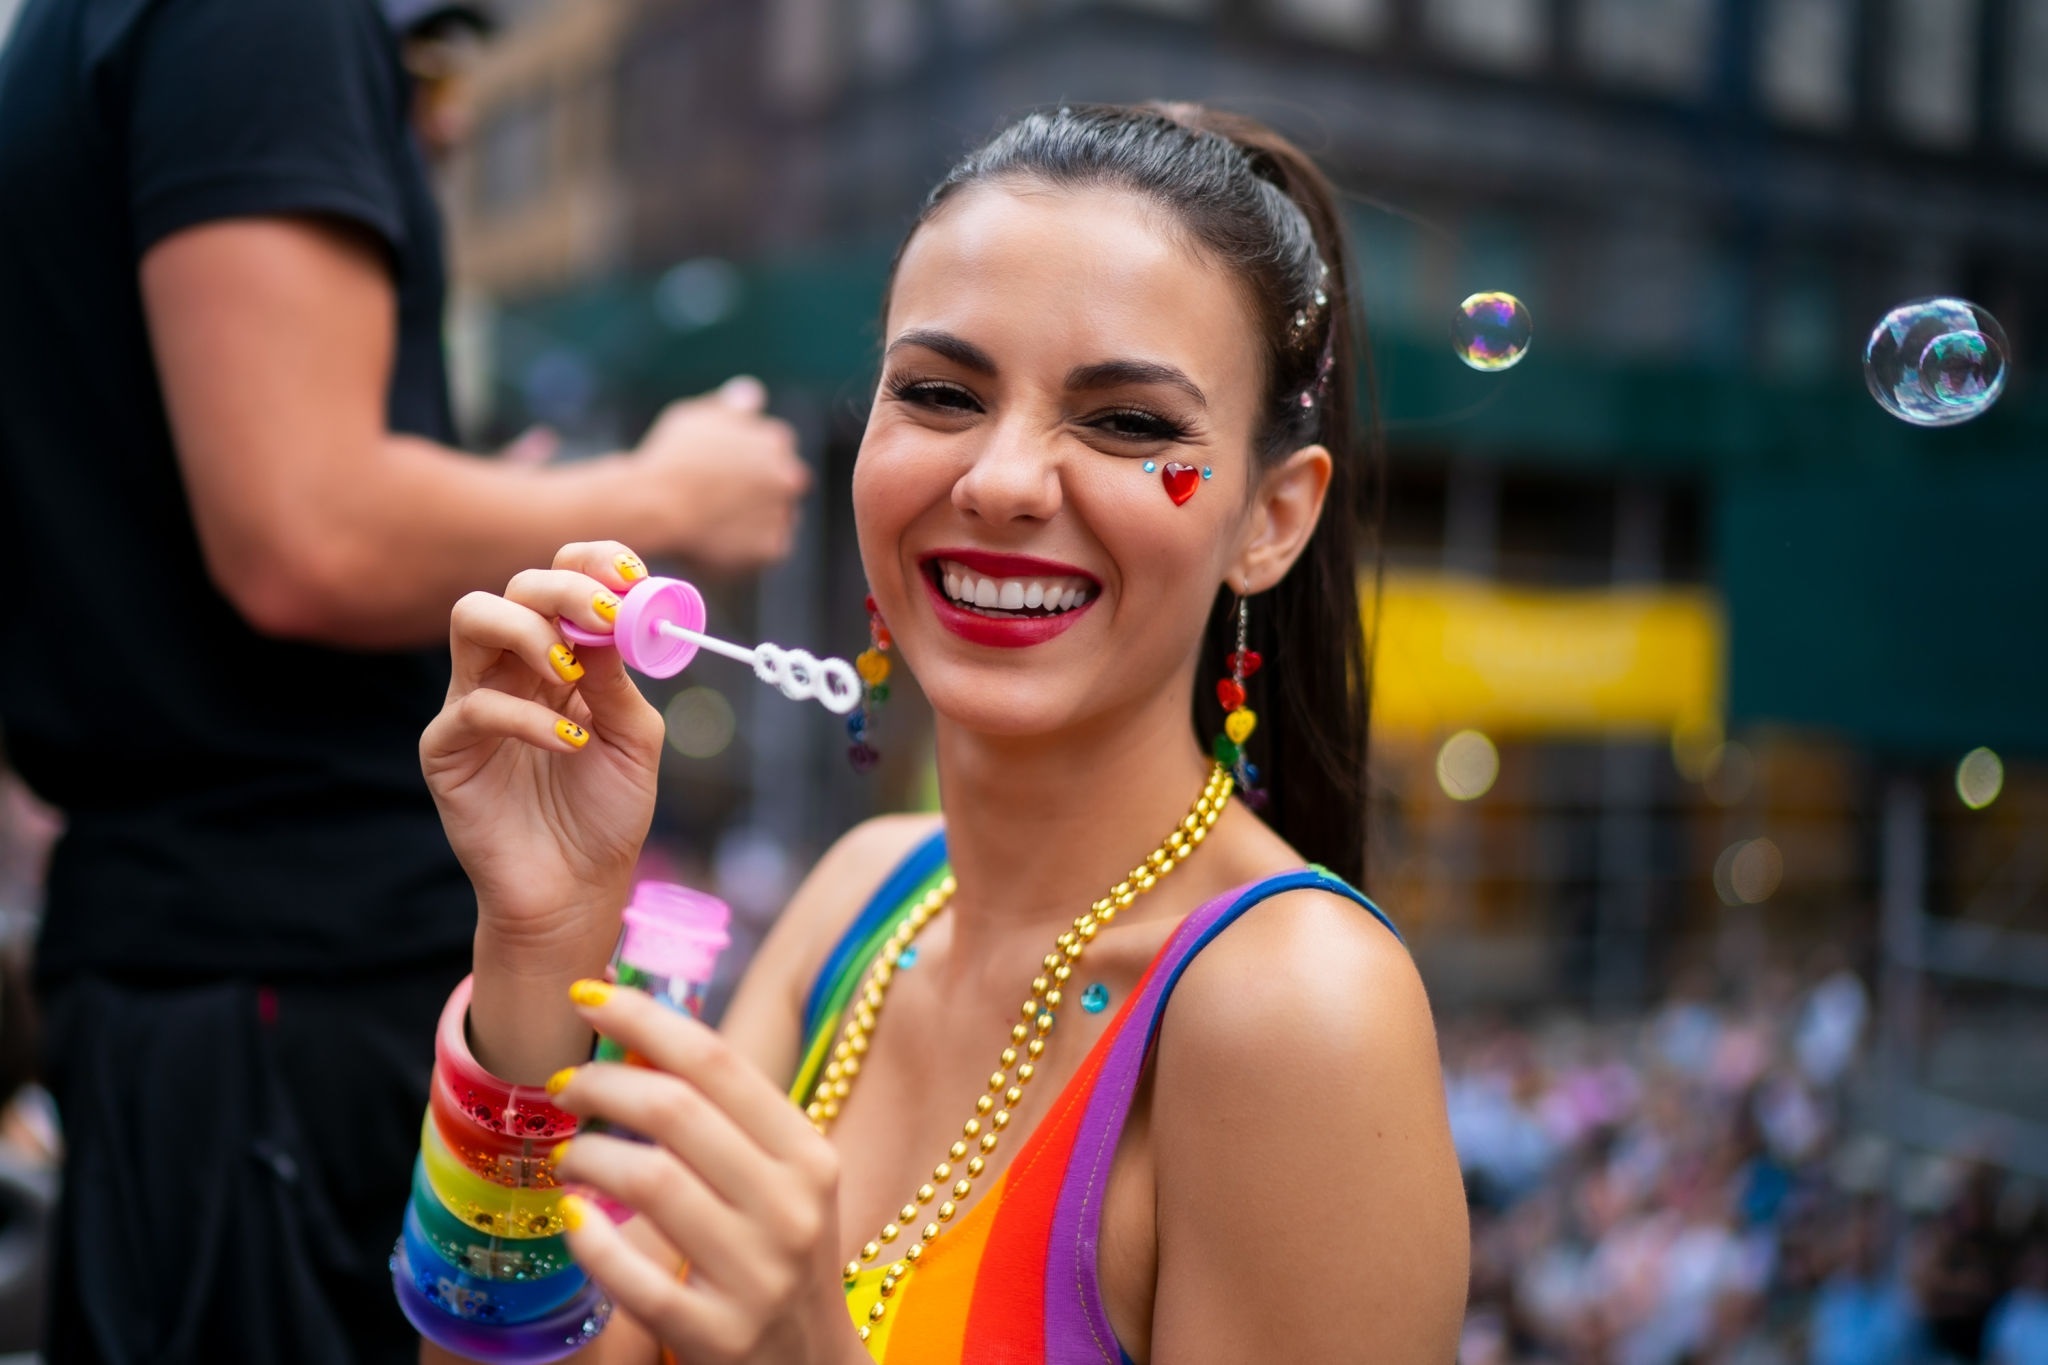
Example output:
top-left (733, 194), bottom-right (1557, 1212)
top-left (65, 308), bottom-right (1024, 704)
top-left (1142, 460), bottom-right (1157, 473)
top-left (1081, 982), bottom-right (1110, 1014)
top-left (1201, 467), bottom-right (1213, 480)
top-left (897, 945), bottom-right (918, 969)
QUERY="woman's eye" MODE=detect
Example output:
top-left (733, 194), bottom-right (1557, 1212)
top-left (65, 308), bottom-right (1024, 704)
top-left (1093, 408), bottom-right (1187, 442)
top-left (892, 379), bottom-right (981, 413)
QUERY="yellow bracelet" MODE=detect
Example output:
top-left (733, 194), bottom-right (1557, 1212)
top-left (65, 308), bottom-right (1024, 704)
top-left (419, 1113), bottom-right (569, 1239)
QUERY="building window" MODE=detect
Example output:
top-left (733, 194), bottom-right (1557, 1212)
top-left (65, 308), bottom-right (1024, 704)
top-left (2011, 0), bottom-right (2048, 156)
top-left (477, 99), bottom-right (550, 216)
top-left (1577, 0), bottom-right (1717, 97)
top-left (1426, 0), bottom-right (1546, 72)
top-left (1758, 0), bottom-right (1854, 129)
top-left (1888, 0), bottom-right (1979, 148)
top-left (1266, 0), bottom-right (1389, 47)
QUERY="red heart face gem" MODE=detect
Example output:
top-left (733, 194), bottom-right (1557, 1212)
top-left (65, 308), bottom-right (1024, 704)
top-left (1161, 462), bottom-right (1200, 506)
top-left (1216, 678), bottom-right (1247, 711)
top-left (1227, 650), bottom-right (1263, 679)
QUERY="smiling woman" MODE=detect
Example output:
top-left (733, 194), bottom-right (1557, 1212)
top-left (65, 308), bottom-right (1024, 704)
top-left (412, 103), bottom-right (1468, 1365)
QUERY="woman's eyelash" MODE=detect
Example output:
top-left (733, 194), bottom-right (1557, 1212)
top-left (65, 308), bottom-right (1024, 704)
top-left (886, 376), bottom-right (980, 410)
top-left (885, 377), bottom-right (1192, 442)
top-left (1092, 407), bottom-right (1193, 442)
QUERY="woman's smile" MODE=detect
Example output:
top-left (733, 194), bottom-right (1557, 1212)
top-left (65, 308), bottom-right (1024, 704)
top-left (918, 547), bottom-right (1102, 647)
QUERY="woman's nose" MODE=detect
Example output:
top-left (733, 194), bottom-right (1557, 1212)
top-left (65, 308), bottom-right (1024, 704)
top-left (951, 412), bottom-right (1063, 525)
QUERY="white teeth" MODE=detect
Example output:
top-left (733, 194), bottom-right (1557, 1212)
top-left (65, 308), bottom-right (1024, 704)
top-left (934, 560), bottom-right (1094, 616)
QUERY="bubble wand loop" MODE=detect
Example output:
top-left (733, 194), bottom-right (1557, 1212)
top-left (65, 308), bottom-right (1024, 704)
top-left (559, 577), bottom-right (863, 715)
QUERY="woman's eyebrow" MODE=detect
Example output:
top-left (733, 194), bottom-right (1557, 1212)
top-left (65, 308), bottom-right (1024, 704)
top-left (1065, 359), bottom-right (1208, 408)
top-left (885, 328), bottom-right (997, 374)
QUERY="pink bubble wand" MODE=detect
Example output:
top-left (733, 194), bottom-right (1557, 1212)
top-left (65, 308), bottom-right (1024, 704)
top-left (559, 576), bottom-right (862, 715)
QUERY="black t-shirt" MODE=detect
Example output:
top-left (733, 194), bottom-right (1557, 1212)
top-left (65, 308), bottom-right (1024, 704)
top-left (0, 0), bottom-right (474, 983)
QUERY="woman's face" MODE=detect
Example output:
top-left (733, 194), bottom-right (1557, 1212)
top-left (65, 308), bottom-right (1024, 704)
top-left (853, 182), bottom-right (1275, 742)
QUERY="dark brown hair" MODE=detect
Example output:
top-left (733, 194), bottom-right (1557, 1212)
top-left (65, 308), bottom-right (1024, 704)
top-left (895, 103), bottom-right (1379, 886)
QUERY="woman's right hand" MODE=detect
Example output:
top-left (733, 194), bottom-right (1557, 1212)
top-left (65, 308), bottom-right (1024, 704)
top-left (421, 542), bottom-right (667, 1039)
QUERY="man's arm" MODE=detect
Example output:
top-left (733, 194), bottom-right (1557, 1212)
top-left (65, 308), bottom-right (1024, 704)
top-left (141, 216), bottom-right (808, 648)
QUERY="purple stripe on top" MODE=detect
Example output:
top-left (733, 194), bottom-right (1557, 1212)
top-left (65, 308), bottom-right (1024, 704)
top-left (1039, 869), bottom-right (1382, 1363)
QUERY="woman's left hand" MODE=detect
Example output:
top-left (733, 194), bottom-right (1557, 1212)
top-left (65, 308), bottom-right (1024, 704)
top-left (548, 982), bottom-right (864, 1365)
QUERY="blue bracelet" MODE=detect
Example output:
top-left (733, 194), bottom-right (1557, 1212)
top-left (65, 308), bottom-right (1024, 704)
top-left (392, 1242), bottom-right (610, 1364)
top-left (401, 1201), bottom-right (590, 1323)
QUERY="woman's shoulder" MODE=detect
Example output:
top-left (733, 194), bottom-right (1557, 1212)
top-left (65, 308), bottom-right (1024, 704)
top-left (1166, 881), bottom-right (1423, 1058)
top-left (755, 814), bottom-right (945, 996)
top-left (1151, 880), bottom-right (1441, 1138)
top-left (1144, 882), bottom-right (1469, 1355)
top-left (716, 813), bottom-right (942, 1080)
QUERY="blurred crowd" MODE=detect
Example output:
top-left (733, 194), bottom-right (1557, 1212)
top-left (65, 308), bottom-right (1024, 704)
top-left (1450, 963), bottom-right (2048, 1365)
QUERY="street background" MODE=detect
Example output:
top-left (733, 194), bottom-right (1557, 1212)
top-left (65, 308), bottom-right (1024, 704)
top-left (3, 1), bottom-right (2047, 1361)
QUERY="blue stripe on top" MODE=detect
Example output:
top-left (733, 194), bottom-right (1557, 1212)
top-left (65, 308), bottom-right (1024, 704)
top-left (801, 827), bottom-right (949, 1036)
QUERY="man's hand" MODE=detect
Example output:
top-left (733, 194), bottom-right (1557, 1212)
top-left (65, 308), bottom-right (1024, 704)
top-left (625, 377), bottom-right (811, 573)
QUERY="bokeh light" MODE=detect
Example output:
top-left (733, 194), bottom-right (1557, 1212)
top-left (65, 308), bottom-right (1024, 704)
top-left (654, 257), bottom-right (743, 332)
top-left (1451, 291), bottom-right (1533, 372)
top-left (1715, 837), bottom-right (1784, 905)
top-left (1862, 297), bottom-right (2009, 426)
top-left (664, 686), bottom-right (736, 759)
top-left (1436, 729), bottom-right (1500, 800)
top-left (1956, 746), bottom-right (2005, 809)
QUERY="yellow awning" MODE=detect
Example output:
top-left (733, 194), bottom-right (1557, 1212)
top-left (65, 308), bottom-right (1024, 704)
top-left (1368, 571), bottom-right (1724, 740)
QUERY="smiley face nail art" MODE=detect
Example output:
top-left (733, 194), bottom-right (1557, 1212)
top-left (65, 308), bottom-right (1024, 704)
top-left (592, 591), bottom-right (620, 624)
top-left (555, 718), bottom-right (589, 748)
top-left (548, 643), bottom-right (585, 683)
top-left (614, 553), bottom-right (646, 583)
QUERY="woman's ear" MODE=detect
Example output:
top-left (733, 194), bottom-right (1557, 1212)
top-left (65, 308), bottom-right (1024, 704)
top-left (1233, 444), bottom-right (1332, 592)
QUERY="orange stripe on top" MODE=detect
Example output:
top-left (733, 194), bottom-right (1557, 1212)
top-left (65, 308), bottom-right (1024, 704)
top-left (857, 955), bottom-right (1159, 1362)
top-left (954, 958), bottom-right (1161, 1360)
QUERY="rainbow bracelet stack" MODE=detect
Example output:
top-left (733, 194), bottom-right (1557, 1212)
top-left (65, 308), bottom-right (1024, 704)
top-left (391, 976), bottom-right (611, 1363)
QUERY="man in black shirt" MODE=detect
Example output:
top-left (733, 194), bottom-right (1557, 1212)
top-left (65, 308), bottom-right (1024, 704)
top-left (0, 0), bottom-right (810, 1358)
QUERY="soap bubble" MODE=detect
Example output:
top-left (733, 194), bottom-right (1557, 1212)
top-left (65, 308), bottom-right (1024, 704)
top-left (1452, 292), bottom-right (1533, 372)
top-left (1863, 297), bottom-right (2009, 426)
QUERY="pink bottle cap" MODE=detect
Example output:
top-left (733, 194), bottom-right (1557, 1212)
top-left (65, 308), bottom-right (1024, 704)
top-left (556, 576), bottom-right (705, 679)
top-left (619, 881), bottom-right (731, 985)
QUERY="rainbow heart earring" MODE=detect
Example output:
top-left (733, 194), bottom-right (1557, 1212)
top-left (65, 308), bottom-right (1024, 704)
top-left (1142, 460), bottom-right (1213, 506)
top-left (1211, 591), bottom-right (1266, 808)
top-left (847, 595), bottom-right (891, 771)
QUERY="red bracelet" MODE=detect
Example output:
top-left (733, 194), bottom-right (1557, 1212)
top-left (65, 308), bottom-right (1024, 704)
top-left (435, 976), bottom-right (581, 1141)
top-left (429, 1073), bottom-right (564, 1188)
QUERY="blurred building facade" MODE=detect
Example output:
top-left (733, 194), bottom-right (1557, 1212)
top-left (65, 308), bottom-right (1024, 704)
top-left (439, 0), bottom-right (2048, 1161)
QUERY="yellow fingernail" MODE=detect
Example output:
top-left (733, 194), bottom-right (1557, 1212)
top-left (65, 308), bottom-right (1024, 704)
top-left (569, 978), bottom-right (612, 1008)
top-left (615, 553), bottom-right (646, 583)
top-left (545, 1067), bottom-right (577, 1096)
top-left (549, 1139), bottom-right (572, 1166)
top-left (592, 591), bottom-right (620, 624)
top-left (555, 719), bottom-right (589, 749)
top-left (548, 643), bottom-right (585, 683)
top-left (559, 1193), bottom-right (588, 1232)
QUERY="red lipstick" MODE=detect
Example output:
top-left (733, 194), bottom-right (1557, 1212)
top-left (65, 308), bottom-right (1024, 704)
top-left (918, 549), bottom-right (1100, 649)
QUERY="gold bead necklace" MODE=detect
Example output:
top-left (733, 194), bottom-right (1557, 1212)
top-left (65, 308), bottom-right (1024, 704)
top-left (807, 763), bottom-right (1234, 1342)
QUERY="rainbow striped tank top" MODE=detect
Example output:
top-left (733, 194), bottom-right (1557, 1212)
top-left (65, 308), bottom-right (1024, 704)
top-left (792, 831), bottom-right (1399, 1363)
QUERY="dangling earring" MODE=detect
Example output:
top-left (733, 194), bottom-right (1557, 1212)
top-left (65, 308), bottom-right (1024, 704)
top-left (848, 594), bottom-right (891, 772)
top-left (1211, 588), bottom-right (1266, 808)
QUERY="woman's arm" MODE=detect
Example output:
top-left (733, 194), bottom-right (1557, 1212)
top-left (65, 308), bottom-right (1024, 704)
top-left (1149, 890), bottom-right (1469, 1362)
